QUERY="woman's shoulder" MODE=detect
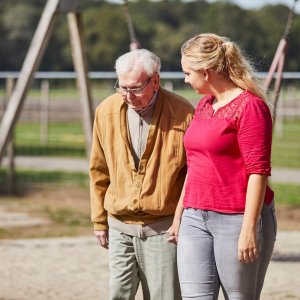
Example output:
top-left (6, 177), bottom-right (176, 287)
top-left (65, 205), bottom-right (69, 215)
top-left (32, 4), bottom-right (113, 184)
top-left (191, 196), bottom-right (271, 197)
top-left (235, 91), bottom-right (272, 125)
top-left (241, 91), bottom-right (271, 114)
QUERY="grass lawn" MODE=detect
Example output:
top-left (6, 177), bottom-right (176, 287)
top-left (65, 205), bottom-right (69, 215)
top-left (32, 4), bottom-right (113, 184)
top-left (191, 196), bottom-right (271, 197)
top-left (270, 182), bottom-right (300, 206)
top-left (272, 120), bottom-right (300, 168)
top-left (14, 122), bottom-right (86, 157)
top-left (12, 118), bottom-right (300, 167)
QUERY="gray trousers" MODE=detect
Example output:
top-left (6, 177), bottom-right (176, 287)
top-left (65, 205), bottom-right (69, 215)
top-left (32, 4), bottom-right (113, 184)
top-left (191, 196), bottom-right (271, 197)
top-left (108, 228), bottom-right (181, 300)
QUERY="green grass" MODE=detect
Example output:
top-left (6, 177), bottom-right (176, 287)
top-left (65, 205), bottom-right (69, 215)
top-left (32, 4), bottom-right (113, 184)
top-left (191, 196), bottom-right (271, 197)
top-left (12, 117), bottom-right (300, 168)
top-left (272, 120), bottom-right (300, 168)
top-left (14, 122), bottom-right (86, 157)
top-left (0, 169), bottom-right (89, 193)
top-left (270, 183), bottom-right (300, 206)
top-left (22, 84), bottom-right (115, 100)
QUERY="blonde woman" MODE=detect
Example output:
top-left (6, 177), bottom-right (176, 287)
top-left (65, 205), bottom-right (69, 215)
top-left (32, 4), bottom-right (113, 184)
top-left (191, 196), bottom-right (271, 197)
top-left (168, 33), bottom-right (277, 299)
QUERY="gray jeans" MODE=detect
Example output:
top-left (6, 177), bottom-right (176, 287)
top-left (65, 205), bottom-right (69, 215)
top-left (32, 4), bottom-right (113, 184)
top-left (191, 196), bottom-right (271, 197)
top-left (177, 201), bottom-right (277, 300)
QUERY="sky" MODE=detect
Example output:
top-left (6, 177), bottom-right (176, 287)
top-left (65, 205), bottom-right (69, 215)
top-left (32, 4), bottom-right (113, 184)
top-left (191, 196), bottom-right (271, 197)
top-left (109, 0), bottom-right (300, 12)
top-left (207, 0), bottom-right (300, 12)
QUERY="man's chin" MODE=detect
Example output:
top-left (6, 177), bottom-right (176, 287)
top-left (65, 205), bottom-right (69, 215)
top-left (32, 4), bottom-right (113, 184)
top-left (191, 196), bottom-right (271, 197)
top-left (127, 103), bottom-right (143, 111)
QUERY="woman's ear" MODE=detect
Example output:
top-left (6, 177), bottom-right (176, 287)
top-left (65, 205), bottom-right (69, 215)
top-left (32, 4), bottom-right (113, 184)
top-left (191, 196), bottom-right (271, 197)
top-left (203, 70), bottom-right (209, 81)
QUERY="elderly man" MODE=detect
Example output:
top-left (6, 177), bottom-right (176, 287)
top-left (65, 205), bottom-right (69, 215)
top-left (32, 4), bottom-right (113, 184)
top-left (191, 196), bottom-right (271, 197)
top-left (90, 49), bottom-right (194, 300)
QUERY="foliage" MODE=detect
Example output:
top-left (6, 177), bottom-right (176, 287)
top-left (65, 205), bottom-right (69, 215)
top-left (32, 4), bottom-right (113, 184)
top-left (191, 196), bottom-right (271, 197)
top-left (0, 0), bottom-right (299, 71)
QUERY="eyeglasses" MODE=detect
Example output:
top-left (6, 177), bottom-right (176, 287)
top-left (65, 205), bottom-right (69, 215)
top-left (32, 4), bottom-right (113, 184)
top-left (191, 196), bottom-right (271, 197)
top-left (115, 77), bottom-right (152, 95)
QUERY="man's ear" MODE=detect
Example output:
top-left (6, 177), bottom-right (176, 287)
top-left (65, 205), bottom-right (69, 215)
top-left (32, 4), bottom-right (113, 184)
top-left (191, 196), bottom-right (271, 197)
top-left (154, 73), bottom-right (160, 91)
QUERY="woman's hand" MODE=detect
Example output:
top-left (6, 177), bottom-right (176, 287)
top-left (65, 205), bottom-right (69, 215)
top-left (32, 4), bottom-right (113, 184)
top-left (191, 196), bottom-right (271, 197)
top-left (238, 226), bottom-right (259, 263)
top-left (238, 174), bottom-right (267, 263)
top-left (167, 221), bottom-right (180, 244)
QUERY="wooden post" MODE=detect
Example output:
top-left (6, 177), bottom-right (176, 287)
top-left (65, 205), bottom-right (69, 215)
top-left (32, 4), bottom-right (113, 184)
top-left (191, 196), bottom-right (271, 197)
top-left (67, 12), bottom-right (94, 157)
top-left (0, 0), bottom-right (59, 164)
top-left (5, 78), bottom-right (16, 194)
top-left (274, 91), bottom-right (284, 139)
top-left (263, 39), bottom-right (287, 90)
top-left (0, 0), bottom-right (93, 165)
top-left (271, 47), bottom-right (286, 129)
top-left (40, 80), bottom-right (50, 145)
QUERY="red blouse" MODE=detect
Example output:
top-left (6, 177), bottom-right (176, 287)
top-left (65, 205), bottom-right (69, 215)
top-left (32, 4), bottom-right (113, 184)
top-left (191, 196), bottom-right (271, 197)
top-left (184, 91), bottom-right (274, 213)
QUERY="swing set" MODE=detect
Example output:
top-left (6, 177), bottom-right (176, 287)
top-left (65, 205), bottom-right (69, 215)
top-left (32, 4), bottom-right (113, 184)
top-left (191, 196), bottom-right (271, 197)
top-left (0, 0), bottom-right (298, 168)
top-left (263, 0), bottom-right (298, 126)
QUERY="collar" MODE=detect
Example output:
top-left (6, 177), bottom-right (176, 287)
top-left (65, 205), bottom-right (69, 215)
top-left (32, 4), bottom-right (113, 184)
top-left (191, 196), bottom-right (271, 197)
top-left (135, 90), bottom-right (159, 118)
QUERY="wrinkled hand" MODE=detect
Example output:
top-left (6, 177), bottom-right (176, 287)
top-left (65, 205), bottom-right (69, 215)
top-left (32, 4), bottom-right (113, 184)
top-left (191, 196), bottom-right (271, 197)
top-left (238, 227), bottom-right (259, 264)
top-left (94, 230), bottom-right (109, 249)
top-left (166, 222), bottom-right (180, 244)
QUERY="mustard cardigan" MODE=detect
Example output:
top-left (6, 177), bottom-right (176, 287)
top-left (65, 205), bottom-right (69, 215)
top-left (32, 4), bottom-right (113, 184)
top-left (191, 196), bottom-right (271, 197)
top-left (90, 87), bottom-right (194, 231)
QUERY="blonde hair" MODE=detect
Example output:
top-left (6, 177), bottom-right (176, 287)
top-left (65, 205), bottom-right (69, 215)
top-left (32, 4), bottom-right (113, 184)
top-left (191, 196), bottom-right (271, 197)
top-left (181, 33), bottom-right (266, 100)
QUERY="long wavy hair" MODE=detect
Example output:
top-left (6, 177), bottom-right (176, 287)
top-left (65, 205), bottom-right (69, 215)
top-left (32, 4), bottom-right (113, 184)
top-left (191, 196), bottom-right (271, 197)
top-left (181, 33), bottom-right (266, 100)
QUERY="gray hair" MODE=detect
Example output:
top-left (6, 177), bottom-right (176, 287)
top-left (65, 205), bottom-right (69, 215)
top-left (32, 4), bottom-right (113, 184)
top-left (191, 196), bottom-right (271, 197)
top-left (115, 49), bottom-right (161, 77)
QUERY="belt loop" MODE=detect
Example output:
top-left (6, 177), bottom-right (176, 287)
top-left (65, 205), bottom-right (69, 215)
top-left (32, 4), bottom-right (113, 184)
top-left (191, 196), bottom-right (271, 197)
top-left (138, 224), bottom-right (143, 238)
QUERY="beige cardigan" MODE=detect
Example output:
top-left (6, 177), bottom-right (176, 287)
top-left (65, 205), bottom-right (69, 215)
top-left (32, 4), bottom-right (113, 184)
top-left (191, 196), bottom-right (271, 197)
top-left (90, 87), bottom-right (194, 231)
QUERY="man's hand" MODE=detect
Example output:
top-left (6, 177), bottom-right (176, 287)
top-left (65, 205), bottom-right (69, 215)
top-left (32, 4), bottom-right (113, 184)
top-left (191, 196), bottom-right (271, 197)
top-left (94, 230), bottom-right (109, 249)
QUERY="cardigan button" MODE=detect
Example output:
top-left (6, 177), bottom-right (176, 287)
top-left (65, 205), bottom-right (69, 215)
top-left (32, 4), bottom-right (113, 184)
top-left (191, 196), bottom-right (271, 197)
top-left (137, 211), bottom-right (146, 216)
top-left (136, 183), bottom-right (141, 188)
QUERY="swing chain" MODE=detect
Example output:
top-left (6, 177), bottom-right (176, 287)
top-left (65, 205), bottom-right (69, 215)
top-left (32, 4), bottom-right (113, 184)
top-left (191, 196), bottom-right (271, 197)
top-left (123, 0), bottom-right (140, 50)
top-left (283, 0), bottom-right (298, 39)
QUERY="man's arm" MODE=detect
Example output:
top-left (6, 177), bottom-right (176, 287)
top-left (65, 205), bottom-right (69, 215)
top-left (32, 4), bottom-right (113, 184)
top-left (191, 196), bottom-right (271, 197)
top-left (90, 113), bottom-right (110, 240)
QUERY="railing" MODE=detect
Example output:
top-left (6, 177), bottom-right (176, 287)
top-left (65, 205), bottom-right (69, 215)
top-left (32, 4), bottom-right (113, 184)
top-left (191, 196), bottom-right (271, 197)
top-left (1, 71), bottom-right (300, 79)
top-left (0, 71), bottom-right (299, 193)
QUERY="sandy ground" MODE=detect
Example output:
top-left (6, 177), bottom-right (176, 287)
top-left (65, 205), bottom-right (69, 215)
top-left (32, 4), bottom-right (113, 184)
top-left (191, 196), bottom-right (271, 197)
top-left (1, 157), bottom-right (299, 299)
top-left (0, 231), bottom-right (299, 300)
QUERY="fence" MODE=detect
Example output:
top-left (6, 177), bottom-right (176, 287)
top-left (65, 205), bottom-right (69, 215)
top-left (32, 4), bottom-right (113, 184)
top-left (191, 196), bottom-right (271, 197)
top-left (0, 72), bottom-right (300, 193)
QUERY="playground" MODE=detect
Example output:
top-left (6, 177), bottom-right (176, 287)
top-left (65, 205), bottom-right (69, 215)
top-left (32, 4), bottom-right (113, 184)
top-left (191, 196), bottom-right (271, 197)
top-left (1, 0), bottom-right (300, 299)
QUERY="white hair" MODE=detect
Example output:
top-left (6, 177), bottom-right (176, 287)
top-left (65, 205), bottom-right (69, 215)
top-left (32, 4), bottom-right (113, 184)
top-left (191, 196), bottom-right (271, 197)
top-left (115, 49), bottom-right (161, 77)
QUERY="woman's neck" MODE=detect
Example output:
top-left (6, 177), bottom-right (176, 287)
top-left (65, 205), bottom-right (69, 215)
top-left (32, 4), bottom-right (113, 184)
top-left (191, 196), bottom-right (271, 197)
top-left (212, 86), bottom-right (244, 110)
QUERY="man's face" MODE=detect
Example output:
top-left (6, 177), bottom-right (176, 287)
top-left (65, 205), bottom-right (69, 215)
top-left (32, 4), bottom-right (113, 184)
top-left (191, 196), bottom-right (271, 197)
top-left (117, 70), bottom-right (159, 111)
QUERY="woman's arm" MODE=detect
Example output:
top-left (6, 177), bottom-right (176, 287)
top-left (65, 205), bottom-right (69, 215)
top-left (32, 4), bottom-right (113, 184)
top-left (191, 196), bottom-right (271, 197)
top-left (167, 175), bottom-right (187, 244)
top-left (238, 174), bottom-right (268, 263)
top-left (236, 98), bottom-right (272, 263)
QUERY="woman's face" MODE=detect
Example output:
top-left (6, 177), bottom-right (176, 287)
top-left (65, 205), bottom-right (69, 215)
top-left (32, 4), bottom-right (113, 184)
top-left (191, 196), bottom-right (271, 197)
top-left (181, 55), bottom-right (208, 94)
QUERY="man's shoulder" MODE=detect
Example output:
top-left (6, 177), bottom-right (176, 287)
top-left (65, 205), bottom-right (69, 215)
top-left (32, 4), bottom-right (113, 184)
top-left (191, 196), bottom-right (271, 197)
top-left (160, 88), bottom-right (195, 117)
top-left (95, 93), bottom-right (123, 117)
